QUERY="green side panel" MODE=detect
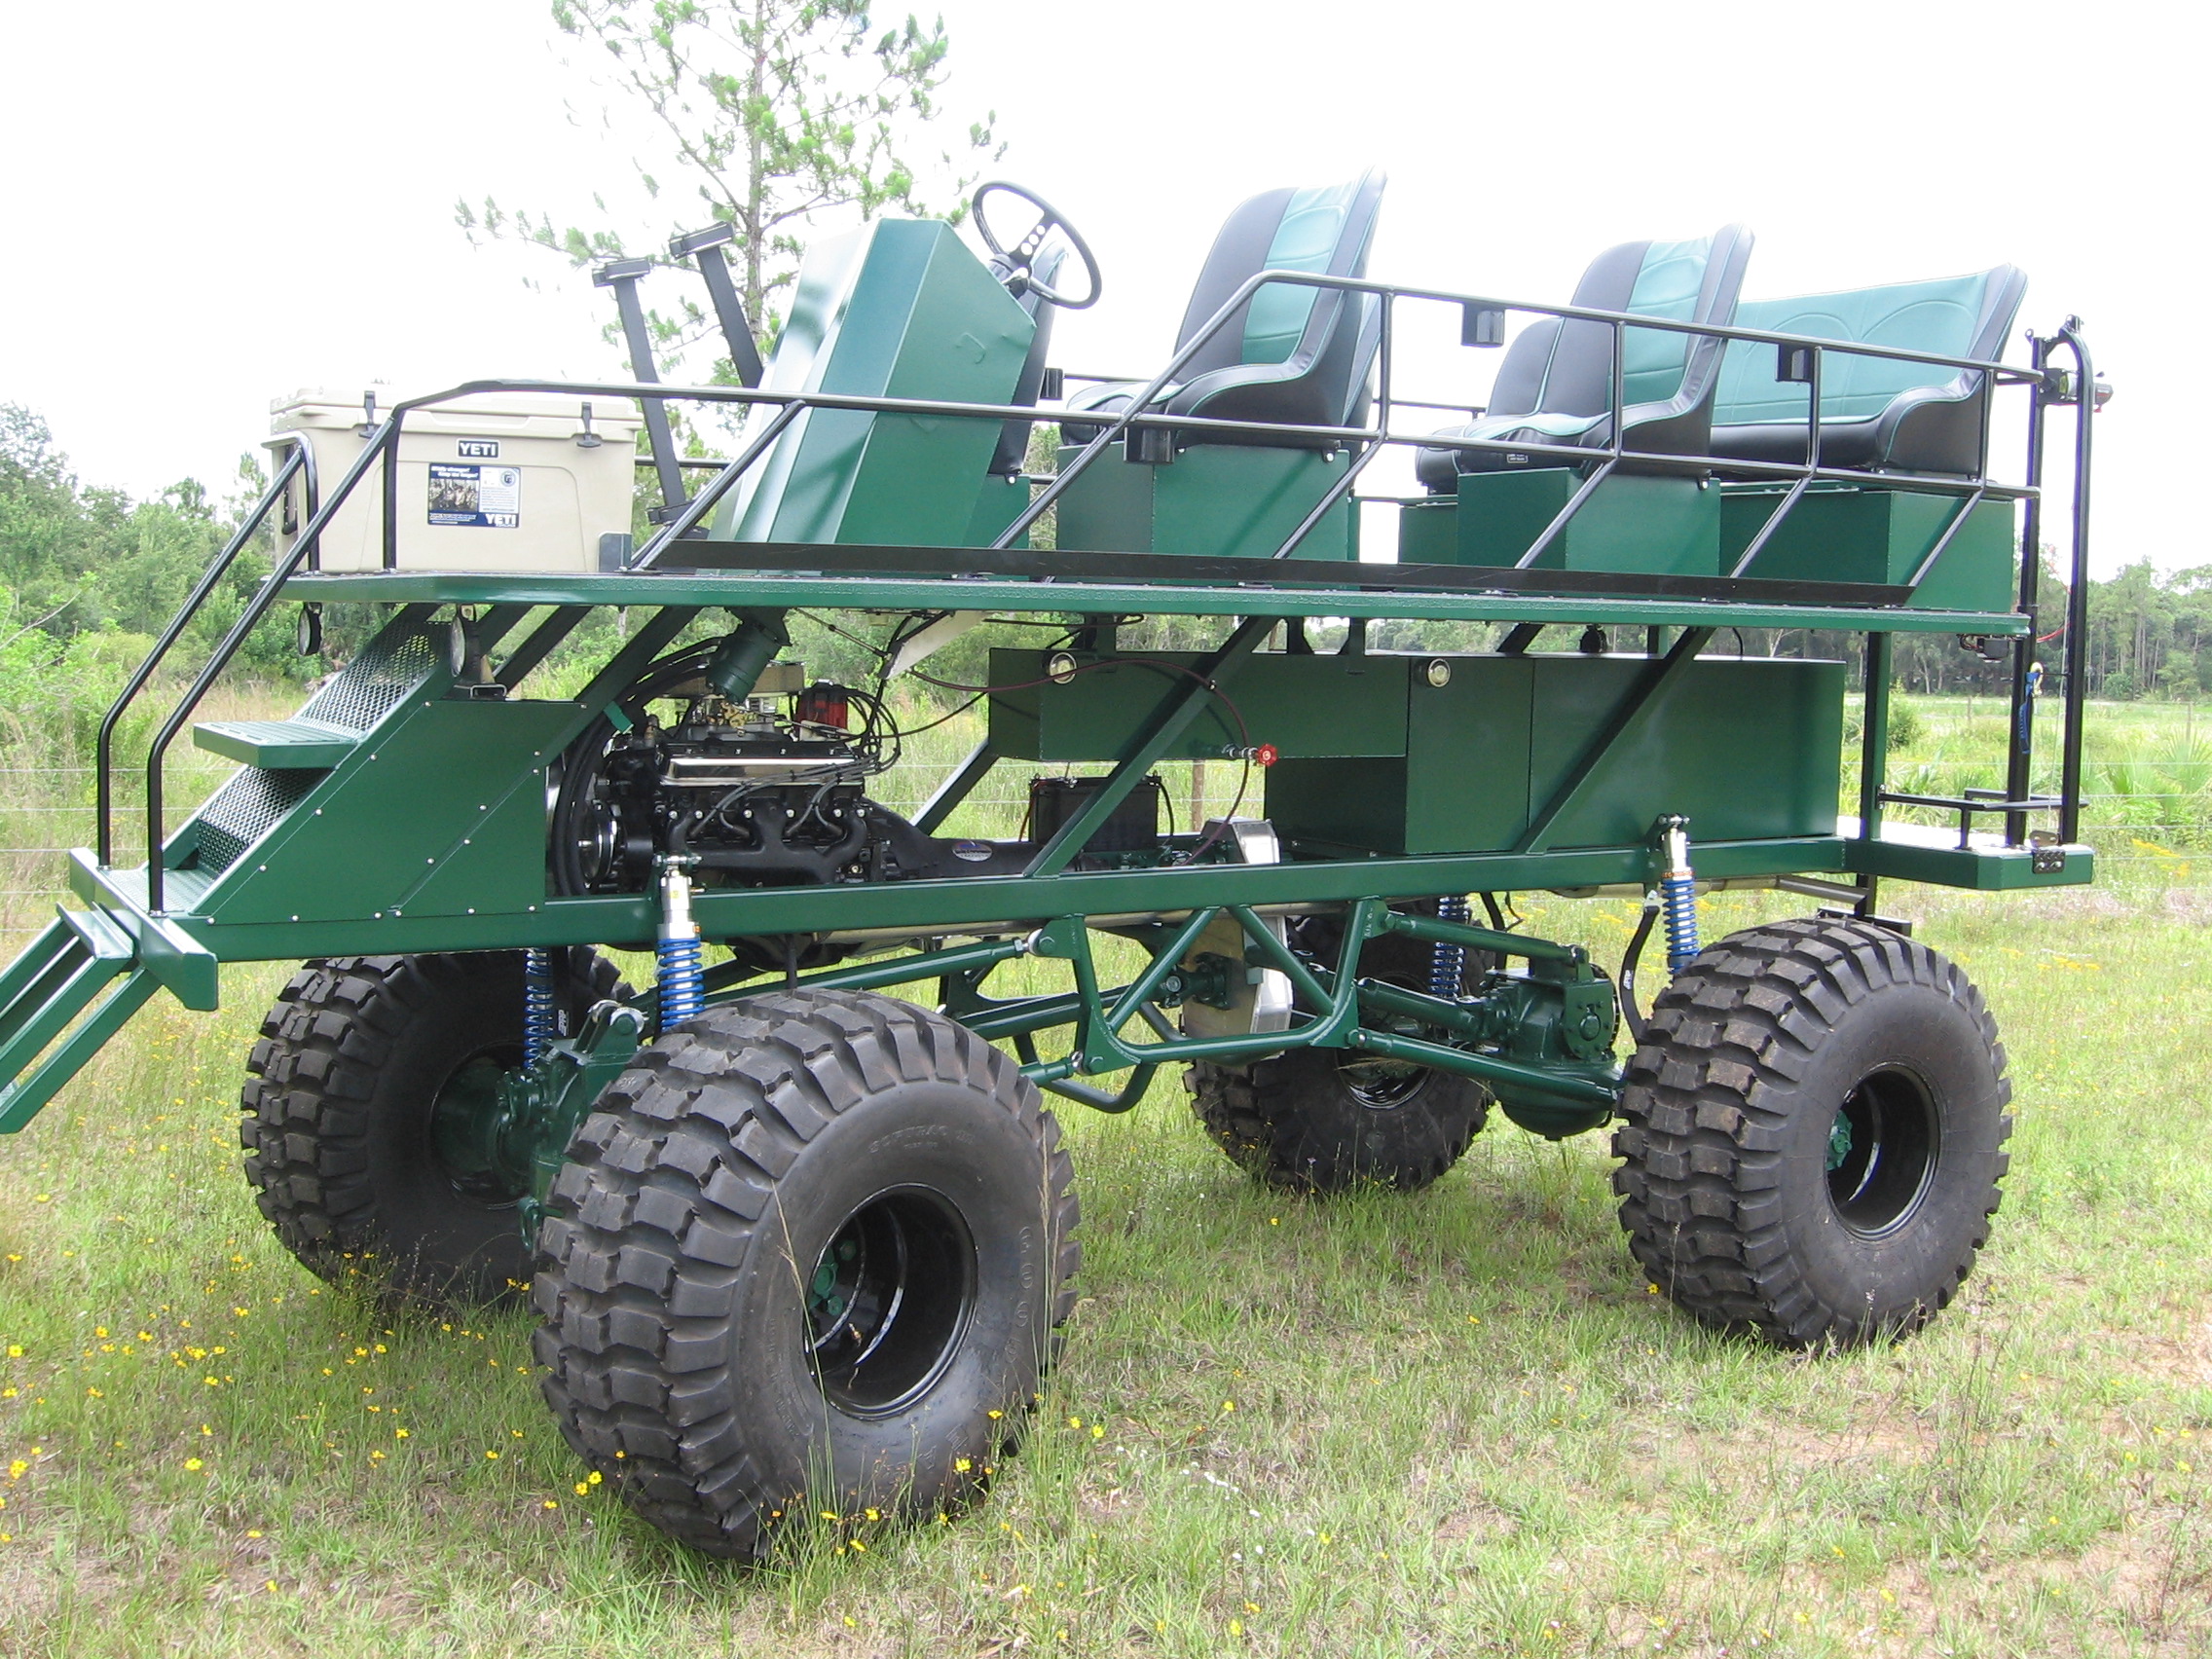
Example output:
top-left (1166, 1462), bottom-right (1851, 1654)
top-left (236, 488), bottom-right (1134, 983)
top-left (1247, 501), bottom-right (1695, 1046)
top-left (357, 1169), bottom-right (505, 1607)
top-left (194, 719), bottom-right (360, 769)
top-left (1053, 443), bottom-right (1354, 561)
top-left (1897, 495), bottom-right (2016, 612)
top-left (988, 649), bottom-right (1407, 762)
top-left (1395, 498), bottom-right (1457, 565)
top-left (1717, 276), bottom-right (1995, 424)
top-left (1720, 486), bottom-right (2015, 611)
top-left (1455, 470), bottom-right (1720, 576)
top-left (1265, 658), bottom-right (1534, 854)
top-left (965, 474), bottom-right (1032, 549)
top-left (711, 219), bottom-right (1036, 548)
top-left (1263, 654), bottom-right (1841, 856)
top-left (1841, 834), bottom-right (2093, 890)
top-left (1405, 662), bottom-right (1534, 852)
top-left (1527, 655), bottom-right (1844, 850)
top-left (198, 699), bottom-right (575, 926)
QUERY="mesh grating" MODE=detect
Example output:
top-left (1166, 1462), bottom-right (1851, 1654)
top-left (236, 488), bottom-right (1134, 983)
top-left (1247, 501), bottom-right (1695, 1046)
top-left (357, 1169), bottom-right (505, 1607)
top-left (298, 622), bottom-right (440, 732)
top-left (190, 617), bottom-right (442, 873)
top-left (194, 766), bottom-right (323, 873)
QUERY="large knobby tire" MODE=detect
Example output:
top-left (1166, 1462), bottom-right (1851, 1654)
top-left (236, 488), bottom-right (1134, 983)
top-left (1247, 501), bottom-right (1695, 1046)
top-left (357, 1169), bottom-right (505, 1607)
top-left (531, 988), bottom-right (1079, 1559)
top-left (240, 949), bottom-right (624, 1306)
top-left (1613, 917), bottom-right (2011, 1348)
top-left (1186, 907), bottom-right (1489, 1193)
top-left (1188, 1045), bottom-right (1487, 1193)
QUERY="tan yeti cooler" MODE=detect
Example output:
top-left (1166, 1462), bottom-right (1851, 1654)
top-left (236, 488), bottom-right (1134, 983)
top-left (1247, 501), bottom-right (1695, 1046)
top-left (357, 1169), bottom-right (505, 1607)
top-left (267, 388), bottom-right (645, 572)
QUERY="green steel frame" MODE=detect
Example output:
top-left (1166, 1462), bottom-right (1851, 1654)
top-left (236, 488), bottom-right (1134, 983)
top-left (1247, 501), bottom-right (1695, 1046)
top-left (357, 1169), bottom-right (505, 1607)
top-left (0, 246), bottom-right (2104, 1222)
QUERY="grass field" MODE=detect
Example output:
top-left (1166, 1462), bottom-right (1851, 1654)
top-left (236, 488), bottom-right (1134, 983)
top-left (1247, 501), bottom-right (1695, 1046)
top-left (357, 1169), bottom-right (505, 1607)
top-left (0, 692), bottom-right (2207, 1656)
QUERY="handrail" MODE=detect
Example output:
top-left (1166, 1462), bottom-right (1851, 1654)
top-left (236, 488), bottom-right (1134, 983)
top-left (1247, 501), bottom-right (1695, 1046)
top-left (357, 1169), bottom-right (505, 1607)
top-left (350, 264), bottom-right (2040, 568)
top-left (143, 417), bottom-right (400, 912)
top-left (94, 434), bottom-right (315, 866)
top-left (2048, 320), bottom-right (2096, 845)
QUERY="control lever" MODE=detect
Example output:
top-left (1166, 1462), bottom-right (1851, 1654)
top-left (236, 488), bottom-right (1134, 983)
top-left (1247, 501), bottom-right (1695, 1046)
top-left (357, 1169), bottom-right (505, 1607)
top-left (591, 256), bottom-right (688, 522)
top-left (670, 223), bottom-right (766, 390)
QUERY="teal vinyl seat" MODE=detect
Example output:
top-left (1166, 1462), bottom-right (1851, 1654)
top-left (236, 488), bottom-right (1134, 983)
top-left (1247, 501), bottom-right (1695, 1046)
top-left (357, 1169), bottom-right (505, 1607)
top-left (1062, 170), bottom-right (1385, 449)
top-left (1416, 226), bottom-right (1753, 491)
top-left (1709, 267), bottom-right (2026, 475)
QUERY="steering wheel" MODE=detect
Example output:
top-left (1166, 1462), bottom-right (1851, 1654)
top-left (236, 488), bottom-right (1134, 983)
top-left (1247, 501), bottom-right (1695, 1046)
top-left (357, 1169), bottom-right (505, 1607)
top-left (971, 181), bottom-right (1103, 311)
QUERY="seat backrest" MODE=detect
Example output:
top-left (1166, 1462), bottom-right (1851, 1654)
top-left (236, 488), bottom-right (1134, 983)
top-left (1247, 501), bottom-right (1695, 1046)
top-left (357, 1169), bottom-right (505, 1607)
top-left (1713, 266), bottom-right (2026, 472)
top-left (1161, 170), bottom-right (1386, 438)
top-left (711, 218), bottom-right (1035, 546)
top-left (1490, 226), bottom-right (1752, 454)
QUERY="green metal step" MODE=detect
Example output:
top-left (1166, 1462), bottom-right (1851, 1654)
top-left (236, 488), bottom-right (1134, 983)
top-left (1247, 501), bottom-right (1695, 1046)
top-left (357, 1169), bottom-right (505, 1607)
top-left (193, 718), bottom-right (360, 768)
top-left (0, 910), bottom-right (155, 1133)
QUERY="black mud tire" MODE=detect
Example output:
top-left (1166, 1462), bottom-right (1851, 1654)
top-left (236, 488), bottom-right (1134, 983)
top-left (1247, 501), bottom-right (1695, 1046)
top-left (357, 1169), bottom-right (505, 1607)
top-left (1613, 916), bottom-right (2011, 1348)
top-left (1188, 1049), bottom-right (1487, 1194)
top-left (1187, 905), bottom-right (1491, 1193)
top-left (240, 949), bottom-right (625, 1306)
top-left (531, 988), bottom-right (1079, 1560)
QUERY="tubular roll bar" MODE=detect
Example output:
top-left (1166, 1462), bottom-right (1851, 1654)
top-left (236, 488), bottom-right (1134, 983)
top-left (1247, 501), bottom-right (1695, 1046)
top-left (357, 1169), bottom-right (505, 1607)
top-left (100, 262), bottom-right (2092, 903)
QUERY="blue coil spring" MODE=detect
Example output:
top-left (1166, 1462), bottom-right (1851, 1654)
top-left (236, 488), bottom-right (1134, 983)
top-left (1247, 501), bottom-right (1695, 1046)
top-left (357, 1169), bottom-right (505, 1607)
top-left (1429, 895), bottom-right (1469, 997)
top-left (1660, 873), bottom-right (1701, 972)
top-left (656, 934), bottom-right (706, 1031)
top-left (522, 947), bottom-right (556, 1067)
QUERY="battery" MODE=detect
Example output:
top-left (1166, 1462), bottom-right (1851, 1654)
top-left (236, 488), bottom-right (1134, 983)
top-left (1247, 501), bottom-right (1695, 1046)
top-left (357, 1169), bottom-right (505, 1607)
top-left (1027, 775), bottom-right (1163, 857)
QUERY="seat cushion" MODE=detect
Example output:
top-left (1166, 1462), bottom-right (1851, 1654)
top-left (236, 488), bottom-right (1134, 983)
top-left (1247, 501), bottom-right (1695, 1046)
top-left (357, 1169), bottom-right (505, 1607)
top-left (1707, 417), bottom-right (1886, 470)
top-left (1710, 268), bottom-right (2025, 474)
top-left (1414, 409), bottom-right (1608, 491)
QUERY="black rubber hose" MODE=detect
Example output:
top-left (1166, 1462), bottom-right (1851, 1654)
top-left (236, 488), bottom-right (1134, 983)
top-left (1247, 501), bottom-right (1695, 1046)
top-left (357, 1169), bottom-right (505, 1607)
top-left (1617, 900), bottom-right (1659, 1044)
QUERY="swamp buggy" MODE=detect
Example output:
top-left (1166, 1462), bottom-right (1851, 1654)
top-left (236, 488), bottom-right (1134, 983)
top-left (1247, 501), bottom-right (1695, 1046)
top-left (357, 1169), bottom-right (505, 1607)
top-left (0, 175), bottom-right (2103, 1555)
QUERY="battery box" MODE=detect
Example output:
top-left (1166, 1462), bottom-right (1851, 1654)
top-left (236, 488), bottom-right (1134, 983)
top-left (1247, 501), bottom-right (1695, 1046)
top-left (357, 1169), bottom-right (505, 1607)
top-left (990, 648), bottom-right (1842, 856)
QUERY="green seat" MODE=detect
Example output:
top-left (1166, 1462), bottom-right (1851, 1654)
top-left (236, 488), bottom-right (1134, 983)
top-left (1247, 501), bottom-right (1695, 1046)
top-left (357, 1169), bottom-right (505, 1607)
top-left (1415, 225), bottom-right (1753, 488)
top-left (710, 218), bottom-right (1038, 547)
top-left (1061, 170), bottom-right (1386, 450)
top-left (1711, 267), bottom-right (2026, 475)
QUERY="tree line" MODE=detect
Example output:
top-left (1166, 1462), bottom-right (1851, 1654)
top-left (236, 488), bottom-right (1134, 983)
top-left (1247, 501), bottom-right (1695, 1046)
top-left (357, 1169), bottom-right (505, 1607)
top-left (2, 400), bottom-right (2205, 754)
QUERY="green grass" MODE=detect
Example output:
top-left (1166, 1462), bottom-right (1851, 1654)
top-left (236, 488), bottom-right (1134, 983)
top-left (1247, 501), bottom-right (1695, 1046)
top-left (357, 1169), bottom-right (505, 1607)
top-left (2, 882), bottom-right (2208, 1656)
top-left (0, 689), bottom-right (2209, 1654)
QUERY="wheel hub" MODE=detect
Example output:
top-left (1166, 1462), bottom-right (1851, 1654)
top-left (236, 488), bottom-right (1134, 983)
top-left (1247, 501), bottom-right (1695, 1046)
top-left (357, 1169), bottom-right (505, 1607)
top-left (805, 1189), bottom-right (976, 1418)
top-left (426, 1051), bottom-right (530, 1205)
top-left (1825, 1066), bottom-right (1940, 1237)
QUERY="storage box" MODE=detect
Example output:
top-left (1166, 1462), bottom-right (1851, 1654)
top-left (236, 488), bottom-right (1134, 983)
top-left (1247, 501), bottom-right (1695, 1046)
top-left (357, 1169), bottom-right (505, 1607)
top-left (987, 647), bottom-right (1843, 857)
top-left (267, 388), bottom-right (643, 572)
top-left (1053, 442), bottom-right (1354, 561)
top-left (1263, 653), bottom-right (1843, 855)
top-left (1719, 485), bottom-right (2016, 611)
top-left (1450, 468), bottom-right (1721, 576)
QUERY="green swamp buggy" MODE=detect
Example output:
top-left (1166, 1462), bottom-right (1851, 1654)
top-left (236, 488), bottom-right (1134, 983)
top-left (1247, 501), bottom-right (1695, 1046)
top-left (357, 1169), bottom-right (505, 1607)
top-left (0, 175), bottom-right (2105, 1554)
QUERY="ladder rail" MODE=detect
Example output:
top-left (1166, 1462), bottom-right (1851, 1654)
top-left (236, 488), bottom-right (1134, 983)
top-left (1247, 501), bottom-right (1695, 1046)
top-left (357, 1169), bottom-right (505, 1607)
top-left (95, 434), bottom-right (313, 866)
top-left (143, 419), bottom-right (397, 912)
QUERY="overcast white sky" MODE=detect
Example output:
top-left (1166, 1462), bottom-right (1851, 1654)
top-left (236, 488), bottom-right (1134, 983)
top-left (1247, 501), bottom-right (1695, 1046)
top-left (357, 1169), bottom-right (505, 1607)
top-left (1, 0), bottom-right (2193, 574)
